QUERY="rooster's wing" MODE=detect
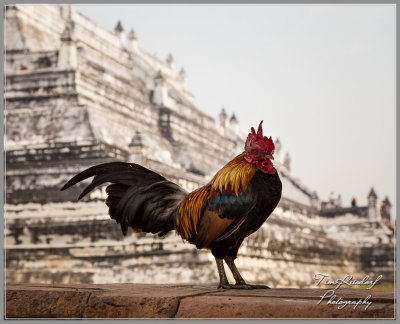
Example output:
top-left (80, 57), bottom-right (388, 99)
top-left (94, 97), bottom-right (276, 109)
top-left (192, 188), bottom-right (256, 248)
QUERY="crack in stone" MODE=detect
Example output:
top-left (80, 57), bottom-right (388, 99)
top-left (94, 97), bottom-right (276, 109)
top-left (81, 292), bottom-right (92, 318)
top-left (171, 297), bottom-right (181, 318)
top-left (172, 288), bottom-right (221, 318)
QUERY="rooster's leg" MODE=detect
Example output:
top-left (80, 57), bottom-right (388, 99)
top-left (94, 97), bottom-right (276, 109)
top-left (224, 257), bottom-right (270, 289)
top-left (215, 257), bottom-right (231, 289)
top-left (224, 257), bottom-right (246, 284)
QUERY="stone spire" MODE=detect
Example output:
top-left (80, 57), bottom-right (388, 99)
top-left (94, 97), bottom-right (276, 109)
top-left (114, 20), bottom-right (124, 33)
top-left (60, 19), bottom-right (74, 42)
top-left (127, 28), bottom-right (137, 52)
top-left (129, 130), bottom-right (143, 148)
top-left (60, 4), bottom-right (74, 20)
top-left (368, 188), bottom-right (378, 207)
top-left (219, 107), bottom-right (228, 128)
top-left (383, 196), bottom-right (391, 208)
top-left (380, 196), bottom-right (392, 225)
top-left (58, 18), bottom-right (77, 69)
top-left (114, 20), bottom-right (125, 44)
top-left (178, 67), bottom-right (187, 88)
top-left (129, 131), bottom-right (145, 164)
top-left (152, 71), bottom-right (168, 107)
top-left (229, 113), bottom-right (239, 133)
top-left (166, 53), bottom-right (175, 74)
top-left (367, 187), bottom-right (378, 219)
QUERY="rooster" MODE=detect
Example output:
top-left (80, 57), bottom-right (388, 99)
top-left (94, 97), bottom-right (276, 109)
top-left (61, 121), bottom-right (282, 289)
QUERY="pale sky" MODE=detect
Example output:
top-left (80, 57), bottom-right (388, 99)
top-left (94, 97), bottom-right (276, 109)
top-left (76, 4), bottom-right (396, 209)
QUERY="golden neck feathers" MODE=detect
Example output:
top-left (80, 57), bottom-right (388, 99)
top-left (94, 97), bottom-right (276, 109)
top-left (210, 153), bottom-right (257, 196)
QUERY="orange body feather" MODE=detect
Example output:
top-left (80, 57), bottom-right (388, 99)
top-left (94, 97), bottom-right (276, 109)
top-left (176, 184), bottom-right (211, 240)
top-left (175, 153), bottom-right (257, 241)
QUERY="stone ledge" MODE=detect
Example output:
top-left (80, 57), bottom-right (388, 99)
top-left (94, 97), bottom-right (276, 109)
top-left (5, 283), bottom-right (395, 319)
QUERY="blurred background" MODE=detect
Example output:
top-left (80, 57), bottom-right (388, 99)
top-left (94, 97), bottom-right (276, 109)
top-left (4, 4), bottom-right (395, 289)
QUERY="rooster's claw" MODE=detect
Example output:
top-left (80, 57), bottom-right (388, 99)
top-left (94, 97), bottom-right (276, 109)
top-left (217, 283), bottom-right (270, 289)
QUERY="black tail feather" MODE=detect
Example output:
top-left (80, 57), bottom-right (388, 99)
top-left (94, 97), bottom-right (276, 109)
top-left (61, 162), bottom-right (187, 236)
top-left (61, 162), bottom-right (164, 192)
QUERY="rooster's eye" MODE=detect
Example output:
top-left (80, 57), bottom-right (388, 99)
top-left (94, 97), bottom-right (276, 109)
top-left (252, 150), bottom-right (258, 154)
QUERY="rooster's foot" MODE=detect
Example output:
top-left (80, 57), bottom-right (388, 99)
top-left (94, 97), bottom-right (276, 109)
top-left (218, 283), bottom-right (251, 289)
top-left (217, 283), bottom-right (270, 289)
top-left (243, 284), bottom-right (270, 289)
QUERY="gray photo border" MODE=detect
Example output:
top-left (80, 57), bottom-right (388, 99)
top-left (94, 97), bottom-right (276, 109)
top-left (2, 0), bottom-right (398, 323)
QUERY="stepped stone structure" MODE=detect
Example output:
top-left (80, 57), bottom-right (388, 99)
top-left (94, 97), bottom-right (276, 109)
top-left (5, 4), bottom-right (395, 288)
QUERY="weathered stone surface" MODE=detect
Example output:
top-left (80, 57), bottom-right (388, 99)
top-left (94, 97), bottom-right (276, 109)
top-left (83, 284), bottom-right (217, 318)
top-left (6, 284), bottom-right (91, 318)
top-left (4, 200), bottom-right (394, 288)
top-left (177, 288), bottom-right (395, 318)
top-left (176, 295), bottom-right (394, 318)
top-left (5, 284), bottom-right (395, 319)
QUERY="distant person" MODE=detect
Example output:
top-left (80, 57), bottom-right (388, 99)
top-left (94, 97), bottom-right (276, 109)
top-left (351, 197), bottom-right (357, 207)
top-left (335, 194), bottom-right (342, 208)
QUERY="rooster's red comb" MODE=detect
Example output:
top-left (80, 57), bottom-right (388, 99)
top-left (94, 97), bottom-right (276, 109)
top-left (245, 121), bottom-right (275, 153)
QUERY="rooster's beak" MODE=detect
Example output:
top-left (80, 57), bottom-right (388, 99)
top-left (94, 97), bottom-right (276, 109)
top-left (265, 154), bottom-right (274, 160)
